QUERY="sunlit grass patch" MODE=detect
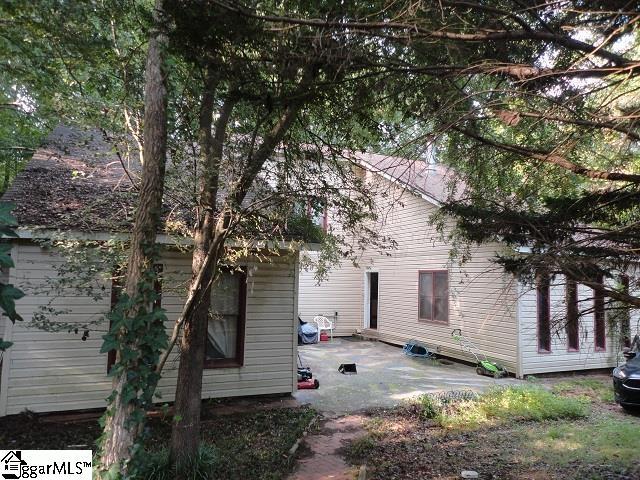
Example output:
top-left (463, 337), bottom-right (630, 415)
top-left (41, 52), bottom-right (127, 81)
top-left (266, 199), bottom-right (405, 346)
top-left (552, 377), bottom-right (615, 403)
top-left (418, 386), bottom-right (588, 429)
top-left (524, 417), bottom-right (640, 468)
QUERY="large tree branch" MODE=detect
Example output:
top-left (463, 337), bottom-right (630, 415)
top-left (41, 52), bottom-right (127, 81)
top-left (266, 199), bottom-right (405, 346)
top-left (232, 65), bottom-right (318, 207)
top-left (493, 109), bottom-right (640, 141)
top-left (214, 0), bottom-right (633, 66)
top-left (453, 126), bottom-right (640, 183)
top-left (380, 61), bottom-right (640, 80)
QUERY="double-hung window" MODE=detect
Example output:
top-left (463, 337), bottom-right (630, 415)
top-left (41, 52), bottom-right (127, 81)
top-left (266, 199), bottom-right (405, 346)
top-left (204, 269), bottom-right (247, 369)
top-left (418, 271), bottom-right (448, 323)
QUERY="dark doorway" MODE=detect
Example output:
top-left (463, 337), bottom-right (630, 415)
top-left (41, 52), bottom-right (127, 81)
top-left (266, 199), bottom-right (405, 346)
top-left (369, 272), bottom-right (378, 329)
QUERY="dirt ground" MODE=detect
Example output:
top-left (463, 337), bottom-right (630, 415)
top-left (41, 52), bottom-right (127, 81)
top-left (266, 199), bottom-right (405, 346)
top-left (0, 400), bottom-right (315, 480)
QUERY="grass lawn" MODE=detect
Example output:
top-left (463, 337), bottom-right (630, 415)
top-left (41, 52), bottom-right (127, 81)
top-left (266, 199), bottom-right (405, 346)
top-left (345, 377), bottom-right (640, 480)
top-left (0, 404), bottom-right (316, 480)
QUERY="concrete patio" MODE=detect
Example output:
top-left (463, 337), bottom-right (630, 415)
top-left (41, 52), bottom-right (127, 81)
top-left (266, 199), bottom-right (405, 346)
top-left (294, 338), bottom-right (521, 415)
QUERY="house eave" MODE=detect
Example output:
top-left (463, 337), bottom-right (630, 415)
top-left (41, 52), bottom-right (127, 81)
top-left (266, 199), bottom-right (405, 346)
top-left (8, 228), bottom-right (309, 252)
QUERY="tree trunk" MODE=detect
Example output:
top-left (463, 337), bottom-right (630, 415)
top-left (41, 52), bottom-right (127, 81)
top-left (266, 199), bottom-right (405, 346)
top-left (169, 62), bottom-right (316, 465)
top-left (99, 0), bottom-right (168, 474)
top-left (170, 71), bottom-right (234, 464)
top-left (170, 227), bottom-right (225, 461)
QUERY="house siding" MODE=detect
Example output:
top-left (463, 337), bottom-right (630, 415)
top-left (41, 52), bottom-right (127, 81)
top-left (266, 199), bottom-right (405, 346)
top-left (1, 242), bottom-right (297, 416)
top-left (298, 255), bottom-right (363, 336)
top-left (518, 276), bottom-right (639, 375)
top-left (299, 174), bottom-right (520, 372)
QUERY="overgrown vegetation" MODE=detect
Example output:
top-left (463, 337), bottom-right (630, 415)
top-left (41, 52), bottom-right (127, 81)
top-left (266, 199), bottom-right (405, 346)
top-left (419, 386), bottom-right (588, 428)
top-left (345, 381), bottom-right (639, 480)
top-left (0, 203), bottom-right (24, 359)
top-left (552, 378), bottom-right (616, 404)
top-left (528, 418), bottom-right (640, 468)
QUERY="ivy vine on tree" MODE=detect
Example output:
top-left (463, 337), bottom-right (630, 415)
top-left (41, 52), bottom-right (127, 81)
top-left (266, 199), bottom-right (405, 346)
top-left (0, 202), bottom-right (25, 355)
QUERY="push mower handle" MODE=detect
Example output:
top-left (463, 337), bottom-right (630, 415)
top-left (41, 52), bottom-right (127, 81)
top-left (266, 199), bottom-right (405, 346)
top-left (451, 328), bottom-right (462, 337)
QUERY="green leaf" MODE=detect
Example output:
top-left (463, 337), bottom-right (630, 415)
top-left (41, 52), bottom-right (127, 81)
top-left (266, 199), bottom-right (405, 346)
top-left (0, 283), bottom-right (24, 323)
top-left (0, 202), bottom-right (18, 228)
top-left (0, 338), bottom-right (13, 351)
top-left (100, 337), bottom-right (118, 354)
top-left (0, 243), bottom-right (14, 268)
top-left (0, 227), bottom-right (18, 239)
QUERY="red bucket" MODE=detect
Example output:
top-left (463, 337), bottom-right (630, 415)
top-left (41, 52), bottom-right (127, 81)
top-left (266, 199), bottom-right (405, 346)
top-left (320, 332), bottom-right (329, 342)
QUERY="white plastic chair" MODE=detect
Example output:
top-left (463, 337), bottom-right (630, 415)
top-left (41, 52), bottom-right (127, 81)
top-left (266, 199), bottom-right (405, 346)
top-left (313, 315), bottom-right (334, 342)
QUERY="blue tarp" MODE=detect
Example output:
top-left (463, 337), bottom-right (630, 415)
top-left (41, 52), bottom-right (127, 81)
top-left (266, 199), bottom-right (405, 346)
top-left (298, 317), bottom-right (318, 344)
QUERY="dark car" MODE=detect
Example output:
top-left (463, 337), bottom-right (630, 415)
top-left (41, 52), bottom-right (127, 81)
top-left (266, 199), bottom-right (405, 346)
top-left (613, 351), bottom-right (640, 410)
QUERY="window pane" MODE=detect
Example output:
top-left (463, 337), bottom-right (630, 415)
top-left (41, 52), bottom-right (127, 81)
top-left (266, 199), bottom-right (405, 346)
top-left (419, 272), bottom-right (432, 295)
top-left (419, 295), bottom-right (432, 319)
top-left (206, 272), bottom-right (241, 360)
top-left (434, 272), bottom-right (448, 296)
top-left (211, 272), bottom-right (240, 315)
top-left (434, 296), bottom-right (448, 322)
top-left (206, 314), bottom-right (238, 360)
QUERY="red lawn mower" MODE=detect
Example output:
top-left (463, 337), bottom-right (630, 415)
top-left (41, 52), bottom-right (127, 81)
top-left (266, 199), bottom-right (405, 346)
top-left (297, 353), bottom-right (319, 389)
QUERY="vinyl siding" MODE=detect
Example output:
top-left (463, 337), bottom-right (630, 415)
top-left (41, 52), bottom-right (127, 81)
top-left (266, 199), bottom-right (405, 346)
top-left (299, 174), bottom-right (519, 372)
top-left (1, 242), bottom-right (297, 416)
top-left (518, 276), bottom-right (638, 375)
top-left (298, 255), bottom-right (363, 336)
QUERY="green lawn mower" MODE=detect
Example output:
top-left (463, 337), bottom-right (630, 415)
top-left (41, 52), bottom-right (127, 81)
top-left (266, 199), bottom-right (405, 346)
top-left (451, 328), bottom-right (509, 378)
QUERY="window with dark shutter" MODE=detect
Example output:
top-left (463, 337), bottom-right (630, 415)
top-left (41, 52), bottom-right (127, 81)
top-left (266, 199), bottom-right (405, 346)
top-left (566, 278), bottom-right (579, 351)
top-left (537, 273), bottom-right (551, 353)
top-left (593, 274), bottom-right (606, 351)
top-left (620, 274), bottom-right (631, 348)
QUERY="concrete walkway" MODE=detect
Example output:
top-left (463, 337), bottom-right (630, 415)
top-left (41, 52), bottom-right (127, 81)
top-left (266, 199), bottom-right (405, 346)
top-left (295, 337), bottom-right (521, 415)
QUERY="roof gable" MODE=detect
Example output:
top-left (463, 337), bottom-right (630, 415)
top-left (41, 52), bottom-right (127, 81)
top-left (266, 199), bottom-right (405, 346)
top-left (356, 152), bottom-right (460, 206)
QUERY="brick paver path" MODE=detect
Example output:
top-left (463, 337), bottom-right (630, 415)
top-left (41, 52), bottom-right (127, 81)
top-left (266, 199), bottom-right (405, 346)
top-left (289, 414), bottom-right (365, 480)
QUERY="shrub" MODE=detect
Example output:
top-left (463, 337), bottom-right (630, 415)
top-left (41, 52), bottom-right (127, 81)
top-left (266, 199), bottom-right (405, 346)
top-left (418, 390), bottom-right (479, 420)
top-left (347, 434), bottom-right (376, 462)
top-left (419, 395), bottom-right (439, 419)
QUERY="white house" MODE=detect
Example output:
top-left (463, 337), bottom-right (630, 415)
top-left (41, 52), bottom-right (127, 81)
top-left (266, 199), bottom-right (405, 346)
top-left (299, 154), bottom-right (639, 377)
top-left (0, 126), bottom-right (300, 417)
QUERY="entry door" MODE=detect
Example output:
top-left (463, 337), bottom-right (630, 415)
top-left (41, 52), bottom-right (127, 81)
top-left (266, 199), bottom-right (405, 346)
top-left (369, 272), bottom-right (378, 329)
